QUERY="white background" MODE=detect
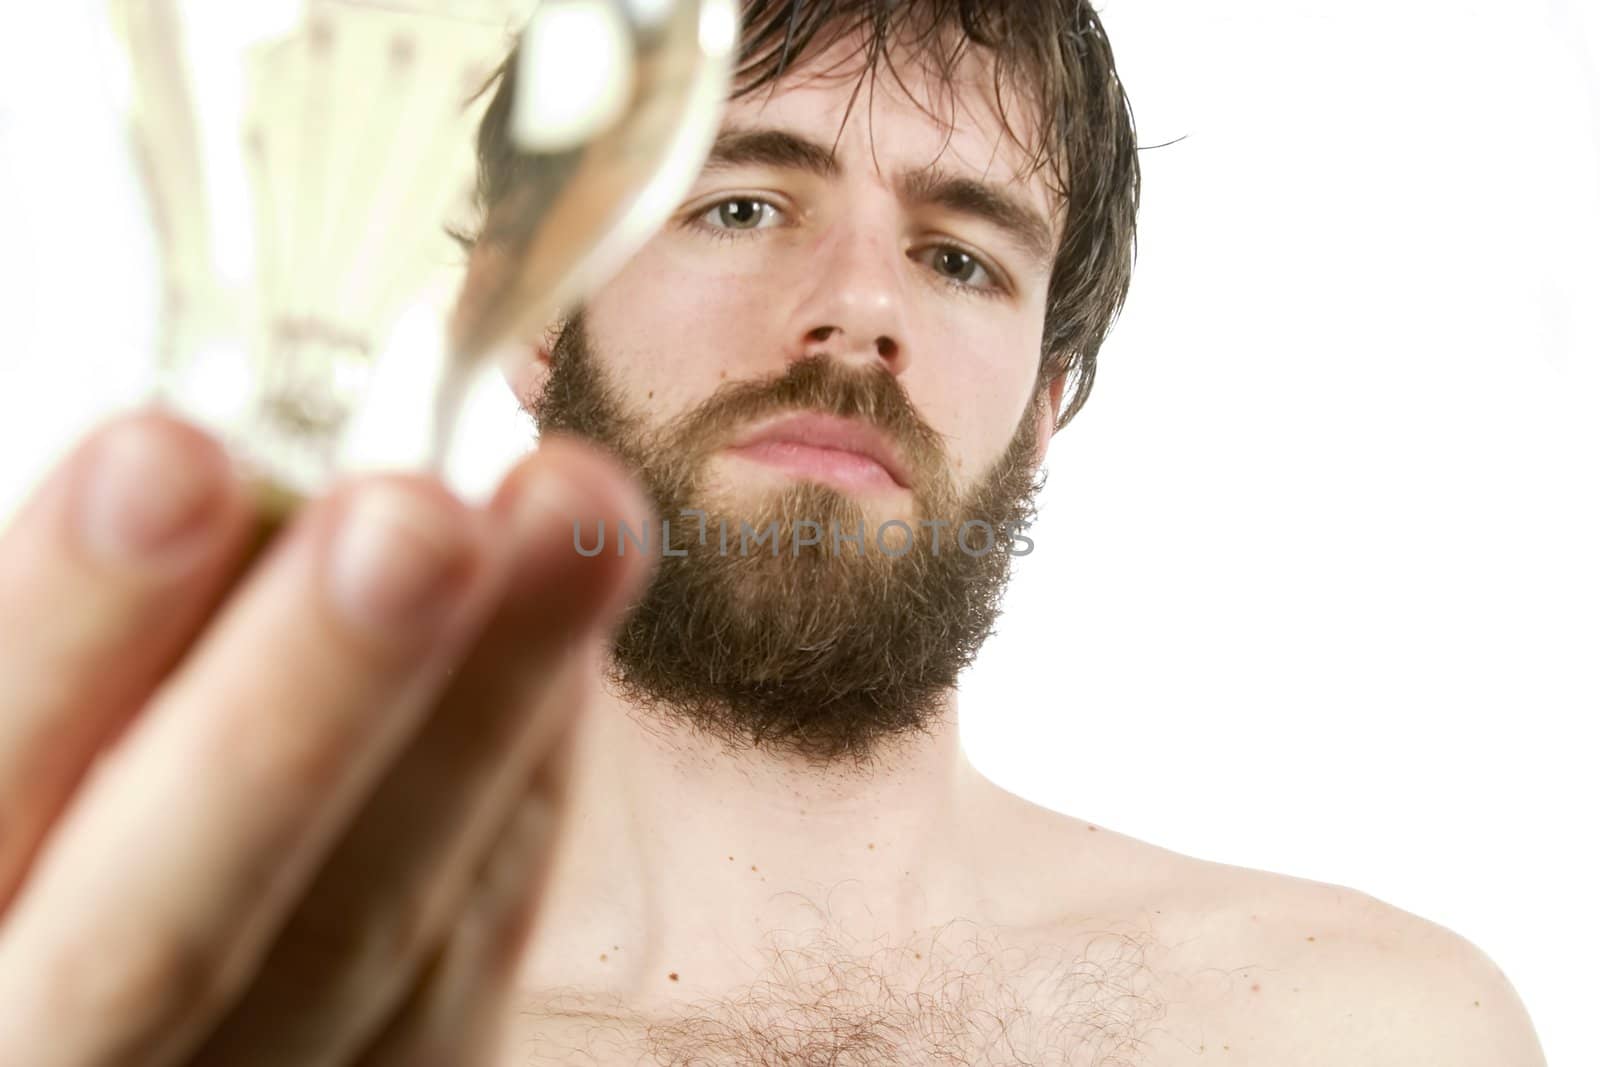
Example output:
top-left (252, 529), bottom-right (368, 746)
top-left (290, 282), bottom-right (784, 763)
top-left (2, 1), bottom-right (1596, 1063)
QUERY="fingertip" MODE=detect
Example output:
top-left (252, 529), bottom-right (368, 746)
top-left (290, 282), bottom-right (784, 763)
top-left (70, 408), bottom-right (251, 572)
top-left (319, 475), bottom-right (494, 644)
top-left (492, 434), bottom-right (659, 608)
top-left (497, 433), bottom-right (657, 529)
top-left (85, 407), bottom-right (233, 476)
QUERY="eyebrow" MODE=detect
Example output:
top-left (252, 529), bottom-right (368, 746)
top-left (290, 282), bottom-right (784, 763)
top-left (701, 124), bottom-right (1058, 272)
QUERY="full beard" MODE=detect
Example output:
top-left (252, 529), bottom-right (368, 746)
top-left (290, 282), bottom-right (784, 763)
top-left (526, 310), bottom-right (1047, 769)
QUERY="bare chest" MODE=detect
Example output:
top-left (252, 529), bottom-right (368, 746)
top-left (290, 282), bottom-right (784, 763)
top-left (500, 1005), bottom-right (1208, 1065)
top-left (498, 915), bottom-right (1256, 1066)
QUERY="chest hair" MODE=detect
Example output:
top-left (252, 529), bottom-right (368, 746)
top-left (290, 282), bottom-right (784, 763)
top-left (504, 915), bottom-right (1201, 1066)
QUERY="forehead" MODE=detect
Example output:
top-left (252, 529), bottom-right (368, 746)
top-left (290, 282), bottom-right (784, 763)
top-left (723, 25), bottom-right (1061, 223)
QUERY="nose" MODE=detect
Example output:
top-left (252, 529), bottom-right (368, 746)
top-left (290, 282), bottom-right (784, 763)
top-left (784, 217), bottom-right (912, 377)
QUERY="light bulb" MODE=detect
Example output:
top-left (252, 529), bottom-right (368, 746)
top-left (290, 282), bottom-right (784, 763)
top-left (106, 0), bottom-right (738, 522)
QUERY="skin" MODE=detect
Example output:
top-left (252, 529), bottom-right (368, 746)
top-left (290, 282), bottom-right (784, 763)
top-left (492, 29), bottom-right (1546, 1065)
top-left (505, 30), bottom-right (1068, 991)
top-left (0, 19), bottom-right (1545, 1067)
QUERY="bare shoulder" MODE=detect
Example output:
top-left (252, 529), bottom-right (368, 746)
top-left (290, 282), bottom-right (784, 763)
top-left (1024, 814), bottom-right (1549, 1066)
top-left (1186, 865), bottom-right (1542, 1065)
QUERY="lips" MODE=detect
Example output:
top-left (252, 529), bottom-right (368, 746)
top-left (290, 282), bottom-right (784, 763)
top-left (726, 412), bottom-right (911, 489)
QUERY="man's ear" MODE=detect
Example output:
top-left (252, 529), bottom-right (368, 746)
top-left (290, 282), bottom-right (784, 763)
top-left (501, 317), bottom-right (561, 407)
top-left (1029, 372), bottom-right (1068, 471)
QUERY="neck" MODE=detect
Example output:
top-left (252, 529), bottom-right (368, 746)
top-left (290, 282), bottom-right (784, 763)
top-left (514, 661), bottom-right (1006, 1007)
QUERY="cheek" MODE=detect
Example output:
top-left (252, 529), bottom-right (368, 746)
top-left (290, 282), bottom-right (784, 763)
top-left (583, 237), bottom-right (783, 415)
top-left (908, 313), bottom-right (1042, 482)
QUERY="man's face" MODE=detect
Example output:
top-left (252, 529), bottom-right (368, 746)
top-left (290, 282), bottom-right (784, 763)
top-left (520, 30), bottom-right (1064, 765)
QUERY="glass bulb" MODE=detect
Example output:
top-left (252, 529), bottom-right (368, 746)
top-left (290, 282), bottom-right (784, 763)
top-left (106, 0), bottom-right (737, 519)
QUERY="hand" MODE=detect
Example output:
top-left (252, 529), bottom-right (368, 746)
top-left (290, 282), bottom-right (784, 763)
top-left (0, 409), bottom-right (655, 1066)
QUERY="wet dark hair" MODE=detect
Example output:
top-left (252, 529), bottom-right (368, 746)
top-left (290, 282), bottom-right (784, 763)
top-left (467, 1), bottom-right (1140, 432)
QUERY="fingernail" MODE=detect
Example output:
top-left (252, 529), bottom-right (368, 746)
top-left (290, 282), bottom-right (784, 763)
top-left (509, 463), bottom-right (585, 543)
top-left (327, 485), bottom-right (475, 639)
top-left (78, 421), bottom-right (223, 565)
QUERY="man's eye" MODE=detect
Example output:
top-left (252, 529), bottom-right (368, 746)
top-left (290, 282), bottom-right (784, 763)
top-left (699, 197), bottom-right (781, 233)
top-left (924, 246), bottom-right (998, 291)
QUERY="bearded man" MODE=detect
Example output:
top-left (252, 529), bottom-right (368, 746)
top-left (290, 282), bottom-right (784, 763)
top-left (0, 2), bottom-right (1545, 1065)
top-left (464, 2), bottom-right (1546, 1061)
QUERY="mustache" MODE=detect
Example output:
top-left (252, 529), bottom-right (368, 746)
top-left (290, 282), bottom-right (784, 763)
top-left (663, 354), bottom-right (944, 477)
